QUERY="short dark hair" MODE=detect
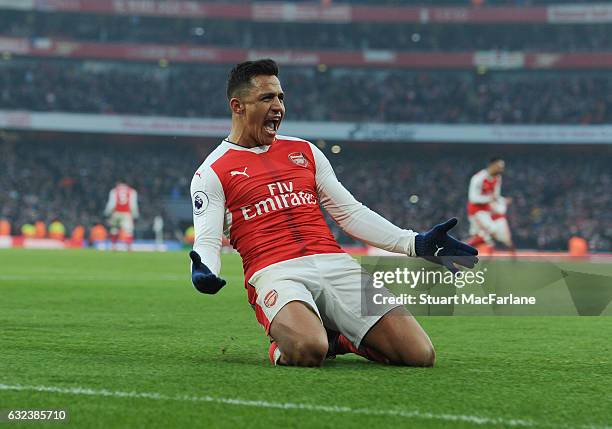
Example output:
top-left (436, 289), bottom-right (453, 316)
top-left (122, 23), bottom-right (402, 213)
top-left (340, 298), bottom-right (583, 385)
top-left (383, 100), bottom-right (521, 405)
top-left (488, 157), bottom-right (503, 164)
top-left (226, 59), bottom-right (279, 100)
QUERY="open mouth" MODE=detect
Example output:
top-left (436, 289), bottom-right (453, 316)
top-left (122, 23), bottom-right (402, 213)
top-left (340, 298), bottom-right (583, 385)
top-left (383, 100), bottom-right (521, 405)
top-left (263, 118), bottom-right (280, 135)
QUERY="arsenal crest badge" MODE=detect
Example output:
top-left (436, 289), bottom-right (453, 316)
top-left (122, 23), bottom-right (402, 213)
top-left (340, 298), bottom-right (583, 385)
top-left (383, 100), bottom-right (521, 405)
top-left (288, 152), bottom-right (308, 167)
top-left (264, 290), bottom-right (278, 308)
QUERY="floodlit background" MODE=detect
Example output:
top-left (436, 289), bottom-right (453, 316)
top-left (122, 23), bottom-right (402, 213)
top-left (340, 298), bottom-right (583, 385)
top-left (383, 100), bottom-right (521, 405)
top-left (0, 0), bottom-right (610, 253)
top-left (1, 2), bottom-right (612, 429)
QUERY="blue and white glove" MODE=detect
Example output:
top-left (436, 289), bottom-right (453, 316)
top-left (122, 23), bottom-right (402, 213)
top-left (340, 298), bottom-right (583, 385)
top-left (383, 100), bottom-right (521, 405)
top-left (189, 251), bottom-right (226, 294)
top-left (414, 218), bottom-right (478, 273)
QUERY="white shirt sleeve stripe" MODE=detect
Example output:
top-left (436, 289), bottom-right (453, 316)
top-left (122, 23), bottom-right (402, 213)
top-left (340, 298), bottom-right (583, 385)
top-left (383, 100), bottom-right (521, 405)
top-left (190, 144), bottom-right (229, 276)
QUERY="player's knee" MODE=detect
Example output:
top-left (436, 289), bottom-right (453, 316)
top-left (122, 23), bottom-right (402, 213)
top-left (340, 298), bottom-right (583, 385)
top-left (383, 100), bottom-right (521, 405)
top-left (415, 344), bottom-right (436, 367)
top-left (393, 343), bottom-right (436, 367)
top-left (285, 336), bottom-right (328, 367)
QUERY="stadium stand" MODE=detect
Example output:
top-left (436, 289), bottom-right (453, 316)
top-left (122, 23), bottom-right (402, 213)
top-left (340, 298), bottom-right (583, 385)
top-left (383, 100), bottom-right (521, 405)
top-left (0, 136), bottom-right (197, 242)
top-left (1, 11), bottom-right (611, 52)
top-left (1, 137), bottom-right (610, 251)
top-left (0, 0), bottom-right (610, 252)
top-left (1, 60), bottom-right (611, 124)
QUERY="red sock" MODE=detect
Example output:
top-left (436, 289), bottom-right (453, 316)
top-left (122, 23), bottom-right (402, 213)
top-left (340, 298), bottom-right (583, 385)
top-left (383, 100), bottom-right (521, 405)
top-left (467, 235), bottom-right (485, 247)
top-left (269, 341), bottom-right (282, 366)
top-left (478, 244), bottom-right (494, 256)
top-left (125, 235), bottom-right (134, 251)
top-left (336, 334), bottom-right (389, 364)
top-left (110, 234), bottom-right (118, 250)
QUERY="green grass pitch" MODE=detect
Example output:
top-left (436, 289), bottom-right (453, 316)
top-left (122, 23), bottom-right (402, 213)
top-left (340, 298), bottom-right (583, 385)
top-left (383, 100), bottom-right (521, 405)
top-left (1, 249), bottom-right (611, 428)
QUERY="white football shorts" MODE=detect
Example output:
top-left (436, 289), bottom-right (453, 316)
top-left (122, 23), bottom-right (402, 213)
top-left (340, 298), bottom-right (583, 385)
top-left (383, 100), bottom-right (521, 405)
top-left (247, 253), bottom-right (401, 348)
top-left (468, 211), bottom-right (496, 244)
top-left (108, 212), bottom-right (134, 236)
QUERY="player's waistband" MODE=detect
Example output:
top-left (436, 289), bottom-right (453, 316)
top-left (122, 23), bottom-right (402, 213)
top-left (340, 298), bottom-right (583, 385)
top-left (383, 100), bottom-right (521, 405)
top-left (243, 250), bottom-right (347, 302)
top-left (467, 202), bottom-right (491, 215)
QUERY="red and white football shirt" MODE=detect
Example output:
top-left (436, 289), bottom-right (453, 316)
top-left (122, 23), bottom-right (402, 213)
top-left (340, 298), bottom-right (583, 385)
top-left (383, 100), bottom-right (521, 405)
top-left (467, 169), bottom-right (501, 216)
top-left (104, 183), bottom-right (139, 217)
top-left (191, 135), bottom-right (417, 296)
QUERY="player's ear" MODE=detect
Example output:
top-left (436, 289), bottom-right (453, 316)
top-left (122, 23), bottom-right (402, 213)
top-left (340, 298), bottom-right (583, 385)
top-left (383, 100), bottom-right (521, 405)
top-left (229, 97), bottom-right (244, 115)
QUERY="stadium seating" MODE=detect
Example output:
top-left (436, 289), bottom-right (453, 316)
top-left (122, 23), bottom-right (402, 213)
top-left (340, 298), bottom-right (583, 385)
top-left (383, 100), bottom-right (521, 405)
top-left (0, 0), bottom-right (609, 251)
top-left (1, 10), bottom-right (611, 51)
top-left (1, 60), bottom-right (610, 124)
top-left (1, 138), bottom-right (609, 251)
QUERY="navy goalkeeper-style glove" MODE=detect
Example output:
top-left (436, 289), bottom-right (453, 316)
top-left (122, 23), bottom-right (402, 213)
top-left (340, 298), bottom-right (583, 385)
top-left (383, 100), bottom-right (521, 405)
top-left (189, 250), bottom-right (226, 294)
top-left (414, 218), bottom-right (478, 273)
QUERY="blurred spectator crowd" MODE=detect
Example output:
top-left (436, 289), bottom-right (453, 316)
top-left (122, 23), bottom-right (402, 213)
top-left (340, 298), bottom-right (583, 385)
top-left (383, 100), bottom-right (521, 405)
top-left (147, 0), bottom-right (611, 4)
top-left (0, 137), bottom-right (199, 242)
top-left (333, 144), bottom-right (612, 251)
top-left (314, 0), bottom-right (608, 4)
top-left (1, 137), bottom-right (610, 251)
top-left (1, 11), bottom-right (611, 53)
top-left (0, 0), bottom-right (610, 251)
top-left (1, 60), bottom-right (610, 124)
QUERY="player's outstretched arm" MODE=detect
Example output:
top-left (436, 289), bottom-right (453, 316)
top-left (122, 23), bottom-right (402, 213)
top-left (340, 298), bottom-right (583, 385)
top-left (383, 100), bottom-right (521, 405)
top-left (311, 143), bottom-right (417, 255)
top-left (310, 144), bottom-right (477, 272)
top-left (189, 251), bottom-right (226, 294)
top-left (414, 218), bottom-right (478, 273)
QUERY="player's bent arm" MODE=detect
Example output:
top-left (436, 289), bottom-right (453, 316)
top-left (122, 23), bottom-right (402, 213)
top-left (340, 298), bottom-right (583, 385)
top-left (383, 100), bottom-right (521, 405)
top-left (494, 176), bottom-right (502, 201)
top-left (104, 189), bottom-right (115, 216)
top-left (190, 165), bottom-right (226, 293)
top-left (310, 144), bottom-right (417, 257)
top-left (468, 174), bottom-right (494, 204)
top-left (130, 190), bottom-right (140, 219)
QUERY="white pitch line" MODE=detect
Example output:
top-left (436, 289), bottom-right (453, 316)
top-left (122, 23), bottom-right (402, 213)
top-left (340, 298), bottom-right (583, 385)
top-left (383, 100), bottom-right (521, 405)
top-left (1, 383), bottom-right (610, 429)
top-left (0, 274), bottom-right (184, 281)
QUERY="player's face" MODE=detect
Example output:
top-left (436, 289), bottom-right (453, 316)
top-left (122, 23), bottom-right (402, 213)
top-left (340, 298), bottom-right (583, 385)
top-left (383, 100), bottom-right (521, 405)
top-left (240, 75), bottom-right (285, 146)
top-left (491, 160), bottom-right (505, 176)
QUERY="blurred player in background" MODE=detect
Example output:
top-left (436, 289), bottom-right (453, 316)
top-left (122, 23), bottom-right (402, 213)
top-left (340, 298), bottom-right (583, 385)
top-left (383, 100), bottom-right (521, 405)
top-left (104, 181), bottom-right (139, 251)
top-left (153, 215), bottom-right (164, 250)
top-left (188, 59), bottom-right (478, 368)
top-left (467, 158), bottom-right (514, 254)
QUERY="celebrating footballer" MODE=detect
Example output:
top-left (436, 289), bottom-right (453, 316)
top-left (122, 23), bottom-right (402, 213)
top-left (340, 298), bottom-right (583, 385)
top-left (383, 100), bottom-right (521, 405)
top-left (189, 59), bottom-right (478, 367)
